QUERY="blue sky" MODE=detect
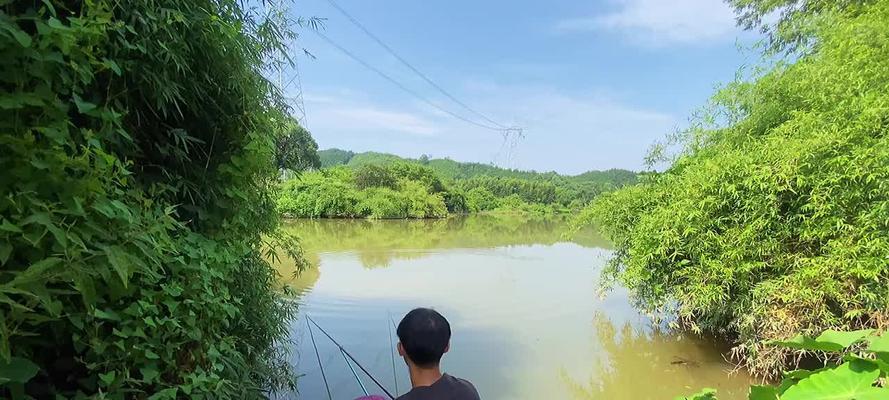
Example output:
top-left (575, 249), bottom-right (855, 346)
top-left (283, 0), bottom-right (759, 174)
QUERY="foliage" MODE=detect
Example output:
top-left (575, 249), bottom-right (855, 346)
top-left (277, 166), bottom-right (447, 219)
top-left (276, 123), bottom-right (320, 173)
top-left (676, 330), bottom-right (889, 399)
top-left (454, 176), bottom-right (558, 204)
top-left (354, 164), bottom-right (398, 190)
top-left (318, 148), bottom-right (355, 167)
top-left (318, 148), bottom-right (637, 203)
top-left (309, 148), bottom-right (637, 215)
top-left (728, 0), bottom-right (873, 53)
top-left (465, 187), bottom-right (500, 212)
top-left (579, 0), bottom-right (889, 375)
top-left (1, 0), bottom-right (306, 398)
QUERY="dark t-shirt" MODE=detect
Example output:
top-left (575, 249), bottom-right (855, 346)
top-left (396, 374), bottom-right (480, 400)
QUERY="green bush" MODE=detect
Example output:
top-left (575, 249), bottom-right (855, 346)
top-left (443, 190), bottom-right (469, 213)
top-left (354, 164), bottom-right (398, 190)
top-left (465, 187), bottom-right (500, 212)
top-left (359, 188), bottom-right (407, 218)
top-left (1, 0), bottom-right (305, 397)
top-left (401, 180), bottom-right (448, 218)
top-left (580, 1), bottom-right (889, 375)
top-left (278, 168), bottom-right (448, 219)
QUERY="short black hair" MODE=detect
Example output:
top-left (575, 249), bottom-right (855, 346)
top-left (397, 308), bottom-right (451, 368)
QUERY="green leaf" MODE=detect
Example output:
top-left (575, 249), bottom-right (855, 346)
top-left (815, 329), bottom-right (874, 348)
top-left (94, 309), bottom-right (121, 321)
top-left (145, 349), bottom-right (160, 359)
top-left (102, 58), bottom-right (122, 75)
top-left (10, 257), bottom-right (61, 286)
top-left (140, 364), bottom-right (159, 382)
top-left (0, 357), bottom-right (39, 384)
top-left (0, 242), bottom-right (11, 265)
top-left (99, 370), bottom-right (116, 386)
top-left (675, 388), bottom-right (717, 400)
top-left (778, 368), bottom-right (827, 393)
top-left (782, 359), bottom-right (887, 400)
top-left (867, 334), bottom-right (889, 355)
top-left (72, 94), bottom-right (97, 114)
top-left (73, 273), bottom-right (96, 307)
top-left (844, 355), bottom-right (889, 376)
top-left (104, 246), bottom-right (130, 287)
top-left (0, 219), bottom-right (22, 233)
top-left (749, 385), bottom-right (778, 400)
top-left (0, 21), bottom-right (32, 47)
top-left (771, 335), bottom-right (844, 352)
top-left (147, 388), bottom-right (178, 400)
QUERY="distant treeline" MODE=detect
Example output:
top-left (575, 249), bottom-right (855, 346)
top-left (277, 149), bottom-right (637, 218)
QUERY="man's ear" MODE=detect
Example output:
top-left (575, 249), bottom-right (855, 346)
top-left (397, 342), bottom-right (405, 357)
top-left (443, 342), bottom-right (450, 354)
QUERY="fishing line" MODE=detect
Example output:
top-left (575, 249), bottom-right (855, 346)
top-left (307, 315), bottom-right (397, 399)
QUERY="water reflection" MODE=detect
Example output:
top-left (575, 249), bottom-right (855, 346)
top-left (561, 312), bottom-right (751, 400)
top-left (282, 214), bottom-right (610, 268)
top-left (273, 216), bottom-right (752, 400)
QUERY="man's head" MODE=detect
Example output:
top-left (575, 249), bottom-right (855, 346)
top-left (396, 308), bottom-right (451, 369)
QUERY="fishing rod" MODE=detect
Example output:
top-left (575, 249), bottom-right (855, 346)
top-left (305, 317), bottom-right (333, 400)
top-left (307, 315), bottom-right (397, 400)
top-left (387, 313), bottom-right (399, 397)
top-left (340, 347), bottom-right (369, 396)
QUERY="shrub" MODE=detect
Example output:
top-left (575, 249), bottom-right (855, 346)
top-left (354, 164), bottom-right (398, 190)
top-left (465, 187), bottom-right (500, 212)
top-left (1, 0), bottom-right (304, 397)
top-left (580, 1), bottom-right (889, 375)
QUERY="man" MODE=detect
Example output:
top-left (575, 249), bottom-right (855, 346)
top-left (395, 308), bottom-right (480, 400)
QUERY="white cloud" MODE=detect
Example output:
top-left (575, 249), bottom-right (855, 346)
top-left (305, 91), bottom-right (441, 137)
top-left (555, 0), bottom-right (738, 46)
top-left (302, 85), bottom-right (678, 174)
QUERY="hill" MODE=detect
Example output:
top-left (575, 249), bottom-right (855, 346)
top-left (316, 148), bottom-right (637, 185)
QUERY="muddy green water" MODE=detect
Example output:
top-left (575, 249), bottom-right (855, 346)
top-left (274, 215), bottom-right (753, 399)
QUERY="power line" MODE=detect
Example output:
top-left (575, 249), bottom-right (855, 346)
top-left (314, 29), bottom-right (509, 131)
top-left (323, 0), bottom-right (509, 130)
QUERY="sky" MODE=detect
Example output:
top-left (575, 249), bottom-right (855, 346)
top-left (281, 0), bottom-right (760, 174)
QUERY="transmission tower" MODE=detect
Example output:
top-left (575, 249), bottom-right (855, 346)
top-left (276, 44), bottom-right (308, 128)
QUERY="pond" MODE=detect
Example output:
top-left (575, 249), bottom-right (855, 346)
top-left (274, 215), bottom-right (753, 399)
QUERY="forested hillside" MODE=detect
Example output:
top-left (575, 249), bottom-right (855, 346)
top-left (280, 149), bottom-right (638, 218)
top-left (318, 148), bottom-right (637, 186)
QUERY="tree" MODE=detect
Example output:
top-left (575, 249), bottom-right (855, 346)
top-left (727, 0), bottom-right (873, 52)
top-left (276, 123), bottom-right (321, 172)
top-left (318, 148), bottom-right (356, 167)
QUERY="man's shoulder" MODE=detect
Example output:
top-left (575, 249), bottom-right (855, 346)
top-left (396, 374), bottom-right (480, 400)
top-left (441, 374), bottom-right (480, 399)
